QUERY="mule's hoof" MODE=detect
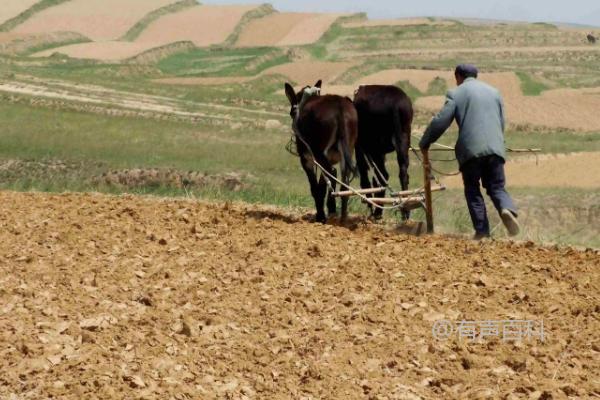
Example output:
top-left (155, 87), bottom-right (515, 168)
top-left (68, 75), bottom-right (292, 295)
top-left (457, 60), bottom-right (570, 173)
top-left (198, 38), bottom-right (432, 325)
top-left (315, 214), bottom-right (327, 224)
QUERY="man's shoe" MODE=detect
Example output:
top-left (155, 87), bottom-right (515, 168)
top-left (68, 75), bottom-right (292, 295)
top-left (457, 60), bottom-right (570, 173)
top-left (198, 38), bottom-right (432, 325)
top-left (473, 232), bottom-right (491, 241)
top-left (501, 209), bottom-right (520, 237)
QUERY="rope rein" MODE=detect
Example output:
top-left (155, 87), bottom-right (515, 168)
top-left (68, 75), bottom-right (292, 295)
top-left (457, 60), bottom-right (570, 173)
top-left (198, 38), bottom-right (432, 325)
top-left (292, 131), bottom-right (410, 211)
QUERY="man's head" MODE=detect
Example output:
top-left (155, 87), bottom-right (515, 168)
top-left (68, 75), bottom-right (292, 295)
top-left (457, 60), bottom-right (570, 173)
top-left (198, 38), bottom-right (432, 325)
top-left (455, 64), bottom-right (478, 86)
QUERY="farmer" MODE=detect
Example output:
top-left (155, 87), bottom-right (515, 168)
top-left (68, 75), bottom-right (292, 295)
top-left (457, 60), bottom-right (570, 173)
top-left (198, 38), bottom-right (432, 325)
top-left (419, 64), bottom-right (520, 240)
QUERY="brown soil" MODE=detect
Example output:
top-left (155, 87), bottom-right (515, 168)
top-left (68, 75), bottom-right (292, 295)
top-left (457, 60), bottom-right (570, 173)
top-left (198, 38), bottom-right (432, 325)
top-left (34, 41), bottom-right (158, 61)
top-left (441, 152), bottom-right (600, 189)
top-left (13, 0), bottom-right (179, 41)
top-left (0, 0), bottom-right (40, 24)
top-left (0, 191), bottom-right (598, 399)
top-left (0, 32), bottom-right (86, 55)
top-left (276, 14), bottom-right (345, 46)
top-left (235, 12), bottom-right (343, 47)
top-left (416, 72), bottom-right (600, 132)
top-left (134, 5), bottom-right (258, 47)
top-left (356, 69), bottom-right (455, 93)
top-left (264, 61), bottom-right (355, 85)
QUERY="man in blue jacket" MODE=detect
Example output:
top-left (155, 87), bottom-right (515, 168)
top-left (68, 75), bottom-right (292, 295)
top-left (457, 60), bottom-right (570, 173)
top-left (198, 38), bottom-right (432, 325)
top-left (419, 64), bottom-right (520, 239)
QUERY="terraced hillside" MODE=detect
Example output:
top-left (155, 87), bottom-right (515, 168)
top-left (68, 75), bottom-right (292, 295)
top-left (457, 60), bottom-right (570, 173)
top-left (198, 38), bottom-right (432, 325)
top-left (0, 5), bottom-right (599, 250)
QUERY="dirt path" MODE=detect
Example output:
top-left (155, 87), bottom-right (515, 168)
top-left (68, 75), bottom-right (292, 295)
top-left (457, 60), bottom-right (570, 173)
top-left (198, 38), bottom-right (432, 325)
top-left (0, 191), bottom-right (597, 399)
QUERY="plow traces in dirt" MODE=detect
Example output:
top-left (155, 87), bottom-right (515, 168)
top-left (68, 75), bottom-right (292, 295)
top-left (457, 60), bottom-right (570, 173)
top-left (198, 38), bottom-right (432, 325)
top-left (0, 191), bottom-right (598, 399)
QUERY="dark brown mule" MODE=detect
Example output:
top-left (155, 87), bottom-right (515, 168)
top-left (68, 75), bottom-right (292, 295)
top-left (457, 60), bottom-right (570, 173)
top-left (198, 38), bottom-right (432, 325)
top-left (284, 80), bottom-right (358, 223)
top-left (353, 85), bottom-right (414, 220)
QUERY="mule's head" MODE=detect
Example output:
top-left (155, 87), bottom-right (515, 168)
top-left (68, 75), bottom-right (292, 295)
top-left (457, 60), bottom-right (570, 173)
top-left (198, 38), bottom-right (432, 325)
top-left (284, 80), bottom-right (322, 119)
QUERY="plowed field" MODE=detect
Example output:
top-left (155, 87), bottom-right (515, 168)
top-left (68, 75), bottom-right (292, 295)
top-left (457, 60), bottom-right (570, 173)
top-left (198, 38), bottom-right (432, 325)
top-left (0, 191), bottom-right (598, 399)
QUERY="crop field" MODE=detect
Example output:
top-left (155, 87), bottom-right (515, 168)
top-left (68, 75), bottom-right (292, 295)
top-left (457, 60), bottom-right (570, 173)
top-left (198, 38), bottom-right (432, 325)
top-left (0, 4), bottom-right (598, 399)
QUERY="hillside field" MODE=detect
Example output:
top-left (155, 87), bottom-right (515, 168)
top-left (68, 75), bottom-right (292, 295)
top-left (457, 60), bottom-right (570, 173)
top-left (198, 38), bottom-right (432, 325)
top-left (0, 5), bottom-right (599, 399)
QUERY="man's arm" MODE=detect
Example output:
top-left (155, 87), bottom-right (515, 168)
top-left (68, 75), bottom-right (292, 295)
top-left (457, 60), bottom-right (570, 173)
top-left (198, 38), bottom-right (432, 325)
top-left (419, 93), bottom-right (457, 149)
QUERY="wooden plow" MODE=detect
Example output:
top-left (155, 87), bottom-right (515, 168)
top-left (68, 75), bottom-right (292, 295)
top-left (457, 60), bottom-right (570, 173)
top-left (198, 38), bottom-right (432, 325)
top-left (321, 144), bottom-right (542, 234)
top-left (330, 149), bottom-right (443, 233)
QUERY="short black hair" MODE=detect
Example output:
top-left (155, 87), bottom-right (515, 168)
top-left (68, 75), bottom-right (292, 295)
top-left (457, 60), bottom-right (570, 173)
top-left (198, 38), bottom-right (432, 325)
top-left (455, 64), bottom-right (478, 79)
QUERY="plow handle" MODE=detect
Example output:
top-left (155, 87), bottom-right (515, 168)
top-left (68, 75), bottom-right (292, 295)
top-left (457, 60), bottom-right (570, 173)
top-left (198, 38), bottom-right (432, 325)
top-left (422, 149), bottom-right (434, 234)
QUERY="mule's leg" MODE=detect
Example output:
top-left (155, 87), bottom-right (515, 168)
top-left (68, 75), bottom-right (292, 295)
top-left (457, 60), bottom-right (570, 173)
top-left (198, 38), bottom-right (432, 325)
top-left (315, 156), bottom-right (336, 222)
top-left (356, 148), bottom-right (371, 190)
top-left (326, 167), bottom-right (337, 217)
top-left (355, 147), bottom-right (374, 215)
top-left (301, 158), bottom-right (326, 223)
top-left (395, 131), bottom-right (411, 220)
top-left (340, 165), bottom-right (351, 222)
top-left (371, 153), bottom-right (389, 220)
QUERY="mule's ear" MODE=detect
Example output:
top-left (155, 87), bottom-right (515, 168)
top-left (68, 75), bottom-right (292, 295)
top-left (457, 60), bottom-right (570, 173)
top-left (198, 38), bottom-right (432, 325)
top-left (284, 83), bottom-right (297, 105)
top-left (314, 80), bottom-right (322, 89)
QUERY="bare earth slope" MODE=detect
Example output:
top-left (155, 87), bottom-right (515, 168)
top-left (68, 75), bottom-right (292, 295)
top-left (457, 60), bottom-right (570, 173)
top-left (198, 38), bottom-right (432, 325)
top-left (33, 41), bottom-right (158, 61)
top-left (12, 0), bottom-right (178, 41)
top-left (134, 5), bottom-right (258, 47)
top-left (235, 12), bottom-right (343, 47)
top-left (442, 152), bottom-right (600, 189)
top-left (0, 0), bottom-right (40, 25)
top-left (0, 192), bottom-right (598, 399)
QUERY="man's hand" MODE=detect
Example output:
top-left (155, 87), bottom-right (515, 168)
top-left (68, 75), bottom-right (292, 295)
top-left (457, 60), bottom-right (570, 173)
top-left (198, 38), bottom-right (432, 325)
top-left (420, 144), bottom-right (430, 151)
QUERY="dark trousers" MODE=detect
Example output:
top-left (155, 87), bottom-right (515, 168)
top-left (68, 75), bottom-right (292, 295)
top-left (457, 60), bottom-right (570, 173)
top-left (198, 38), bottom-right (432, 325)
top-left (461, 155), bottom-right (517, 236)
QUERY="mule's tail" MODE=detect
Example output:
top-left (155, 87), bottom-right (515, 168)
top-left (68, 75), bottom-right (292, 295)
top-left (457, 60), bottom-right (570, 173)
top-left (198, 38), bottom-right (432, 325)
top-left (337, 111), bottom-right (357, 182)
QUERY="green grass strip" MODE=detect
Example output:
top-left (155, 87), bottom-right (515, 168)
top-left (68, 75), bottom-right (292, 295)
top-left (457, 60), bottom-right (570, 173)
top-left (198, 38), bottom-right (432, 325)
top-left (0, 0), bottom-right (71, 32)
top-left (222, 4), bottom-right (275, 47)
top-left (516, 71), bottom-right (549, 96)
top-left (120, 0), bottom-right (198, 42)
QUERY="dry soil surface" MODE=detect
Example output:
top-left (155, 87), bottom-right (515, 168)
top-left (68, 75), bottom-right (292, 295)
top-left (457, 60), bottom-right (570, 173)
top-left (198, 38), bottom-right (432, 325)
top-left (134, 5), bottom-right (258, 48)
top-left (0, 191), bottom-right (598, 399)
top-left (407, 70), bottom-right (600, 132)
top-left (12, 0), bottom-right (178, 41)
top-left (34, 41), bottom-right (158, 61)
top-left (441, 152), bottom-right (600, 189)
top-left (153, 61), bottom-right (355, 87)
top-left (0, 0), bottom-right (40, 25)
top-left (235, 12), bottom-right (343, 47)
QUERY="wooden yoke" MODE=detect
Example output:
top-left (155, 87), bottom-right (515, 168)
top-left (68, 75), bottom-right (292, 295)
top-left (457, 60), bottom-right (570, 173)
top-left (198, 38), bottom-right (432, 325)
top-left (422, 149), bottom-right (434, 234)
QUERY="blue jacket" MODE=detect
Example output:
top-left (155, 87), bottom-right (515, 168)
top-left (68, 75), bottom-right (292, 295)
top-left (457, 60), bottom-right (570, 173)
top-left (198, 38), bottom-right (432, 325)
top-left (419, 77), bottom-right (506, 167)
